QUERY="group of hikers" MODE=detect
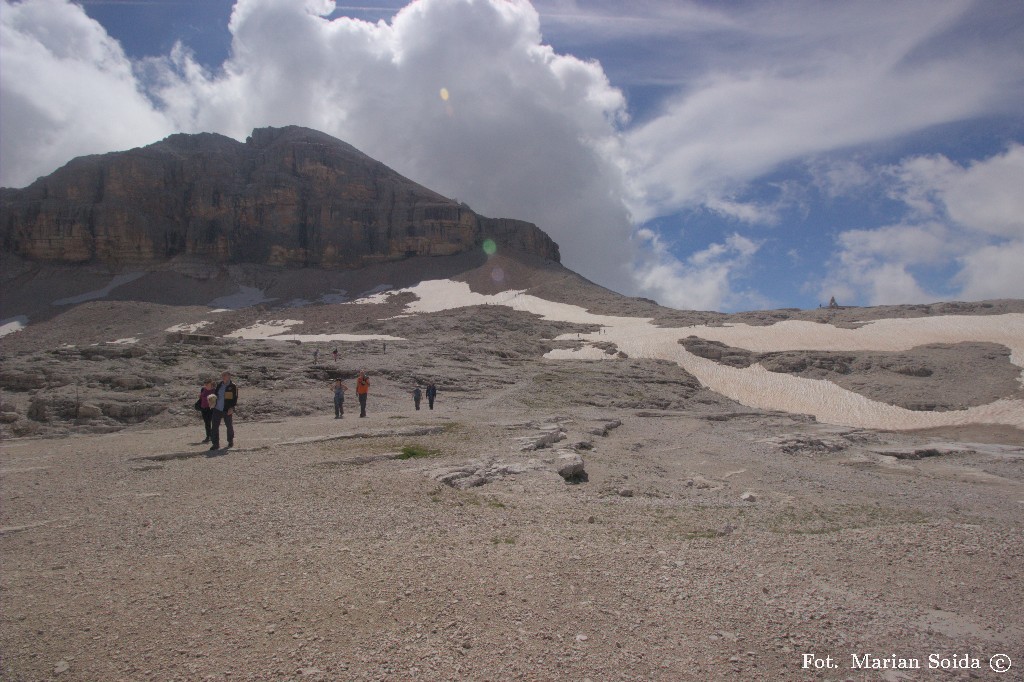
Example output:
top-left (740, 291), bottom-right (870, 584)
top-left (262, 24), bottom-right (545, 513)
top-left (328, 373), bottom-right (436, 418)
top-left (195, 369), bottom-right (438, 449)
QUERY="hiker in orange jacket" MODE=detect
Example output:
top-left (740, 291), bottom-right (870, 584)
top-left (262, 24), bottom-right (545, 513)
top-left (356, 370), bottom-right (370, 418)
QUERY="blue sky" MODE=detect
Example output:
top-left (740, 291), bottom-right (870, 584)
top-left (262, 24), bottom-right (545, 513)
top-left (2, 0), bottom-right (1023, 310)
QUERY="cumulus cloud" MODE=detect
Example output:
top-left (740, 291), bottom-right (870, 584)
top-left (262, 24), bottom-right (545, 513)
top-left (634, 229), bottom-right (763, 311)
top-left (0, 0), bottom-right (174, 186)
top-left (956, 242), bottom-right (1024, 300)
top-left (820, 145), bottom-right (1024, 304)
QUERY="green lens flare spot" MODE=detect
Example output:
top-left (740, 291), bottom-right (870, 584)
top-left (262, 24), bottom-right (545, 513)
top-left (482, 239), bottom-right (497, 255)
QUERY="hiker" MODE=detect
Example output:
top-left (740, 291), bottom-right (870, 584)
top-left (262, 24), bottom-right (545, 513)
top-left (313, 348), bottom-right (320, 365)
top-left (356, 370), bottom-right (370, 418)
top-left (382, 341), bottom-right (387, 354)
top-left (198, 378), bottom-right (215, 443)
top-left (210, 371), bottom-right (238, 451)
top-left (333, 378), bottom-right (348, 419)
top-left (426, 383), bottom-right (437, 410)
top-left (332, 348), bottom-right (338, 364)
top-left (413, 386), bottom-right (422, 410)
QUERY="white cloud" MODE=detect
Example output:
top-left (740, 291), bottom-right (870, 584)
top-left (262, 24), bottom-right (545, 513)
top-left (622, 0), bottom-right (1024, 224)
top-left (891, 145), bottom-right (1024, 238)
top-left (633, 229), bottom-right (763, 311)
top-left (818, 222), bottom-right (950, 305)
top-left (956, 242), bottom-right (1024, 300)
top-left (0, 0), bottom-right (174, 186)
top-left (821, 145), bottom-right (1024, 304)
top-left (808, 158), bottom-right (874, 198)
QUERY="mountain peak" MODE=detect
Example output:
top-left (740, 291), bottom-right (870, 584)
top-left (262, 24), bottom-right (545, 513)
top-left (1, 128), bottom-right (559, 268)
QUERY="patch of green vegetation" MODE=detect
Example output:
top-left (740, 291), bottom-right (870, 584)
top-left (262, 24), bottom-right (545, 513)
top-left (486, 499), bottom-right (506, 509)
top-left (490, 535), bottom-right (517, 545)
top-left (398, 444), bottom-right (441, 460)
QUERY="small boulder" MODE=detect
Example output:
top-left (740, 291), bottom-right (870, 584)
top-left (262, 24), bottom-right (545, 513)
top-left (589, 420), bottom-right (622, 437)
top-left (618, 488), bottom-right (634, 498)
top-left (77, 404), bottom-right (102, 420)
top-left (556, 452), bottom-right (587, 482)
top-left (27, 399), bottom-right (47, 422)
top-left (740, 491), bottom-right (757, 503)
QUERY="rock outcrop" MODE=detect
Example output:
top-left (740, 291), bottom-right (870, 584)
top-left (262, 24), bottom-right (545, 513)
top-left (0, 126), bottom-right (559, 267)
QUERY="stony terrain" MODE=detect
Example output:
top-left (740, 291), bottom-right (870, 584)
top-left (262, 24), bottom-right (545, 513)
top-left (3, 383), bottom-right (1023, 681)
top-left (2, 250), bottom-right (1023, 681)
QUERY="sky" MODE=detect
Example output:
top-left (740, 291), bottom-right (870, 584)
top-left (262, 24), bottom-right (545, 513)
top-left (1, 0), bottom-right (1023, 311)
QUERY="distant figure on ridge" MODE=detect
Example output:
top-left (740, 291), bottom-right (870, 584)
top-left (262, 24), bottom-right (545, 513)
top-left (356, 370), bottom-right (370, 418)
top-left (313, 348), bottom-right (320, 365)
top-left (333, 378), bottom-right (348, 419)
top-left (426, 383), bottom-right (437, 410)
top-left (413, 386), bottom-right (422, 410)
top-left (210, 371), bottom-right (238, 451)
top-left (828, 296), bottom-right (839, 309)
top-left (332, 348), bottom-right (339, 364)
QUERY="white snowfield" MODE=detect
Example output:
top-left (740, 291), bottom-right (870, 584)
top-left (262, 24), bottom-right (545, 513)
top-left (207, 286), bottom-right (276, 310)
top-left (165, 321), bottom-right (213, 334)
top-left (370, 280), bottom-right (1024, 431)
top-left (0, 316), bottom-right (28, 339)
top-left (225, 319), bottom-right (403, 343)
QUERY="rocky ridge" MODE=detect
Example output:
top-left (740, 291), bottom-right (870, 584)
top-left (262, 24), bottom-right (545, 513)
top-left (0, 126), bottom-right (559, 268)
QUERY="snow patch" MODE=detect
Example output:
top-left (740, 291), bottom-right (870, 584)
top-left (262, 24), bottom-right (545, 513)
top-left (0, 316), bottom-right (28, 338)
top-left (107, 337), bottom-right (139, 345)
top-left (379, 279), bottom-right (1024, 430)
top-left (52, 273), bottom-right (145, 306)
top-left (165, 321), bottom-right (212, 334)
top-left (319, 289), bottom-right (348, 304)
top-left (225, 319), bottom-right (403, 343)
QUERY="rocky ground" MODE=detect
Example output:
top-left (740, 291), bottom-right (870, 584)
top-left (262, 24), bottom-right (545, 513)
top-left (2, 254), bottom-right (1023, 680)
top-left (2, 393), bottom-right (1022, 681)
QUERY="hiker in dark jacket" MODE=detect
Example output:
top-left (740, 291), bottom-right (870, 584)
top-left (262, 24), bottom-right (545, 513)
top-left (199, 379), bottom-right (215, 443)
top-left (426, 383), bottom-right (437, 410)
top-left (210, 371), bottom-right (238, 451)
top-left (413, 386), bottom-right (422, 410)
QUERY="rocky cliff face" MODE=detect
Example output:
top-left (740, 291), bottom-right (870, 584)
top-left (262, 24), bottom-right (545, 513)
top-left (0, 126), bottom-right (559, 268)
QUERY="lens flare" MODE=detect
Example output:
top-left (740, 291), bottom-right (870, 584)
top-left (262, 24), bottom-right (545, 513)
top-left (439, 87), bottom-right (449, 101)
top-left (490, 266), bottom-right (505, 283)
top-left (482, 239), bottom-right (497, 255)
